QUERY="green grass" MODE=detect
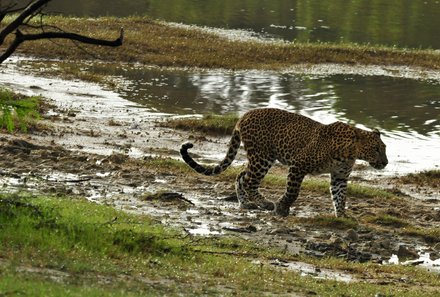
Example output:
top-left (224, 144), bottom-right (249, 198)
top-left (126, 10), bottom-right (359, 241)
top-left (160, 114), bottom-right (239, 136)
top-left (142, 156), bottom-right (193, 173)
top-left (263, 175), bottom-right (396, 199)
top-left (401, 226), bottom-right (440, 244)
top-left (0, 88), bottom-right (41, 133)
top-left (2, 193), bottom-right (440, 296)
top-left (295, 215), bottom-right (358, 230)
top-left (3, 16), bottom-right (440, 70)
top-left (363, 214), bottom-right (440, 244)
top-left (365, 214), bottom-right (410, 228)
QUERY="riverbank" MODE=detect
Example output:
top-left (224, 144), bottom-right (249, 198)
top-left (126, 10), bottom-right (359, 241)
top-left (5, 16), bottom-right (440, 70)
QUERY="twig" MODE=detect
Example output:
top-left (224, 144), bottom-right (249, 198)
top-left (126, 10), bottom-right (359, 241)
top-left (222, 225), bottom-right (257, 233)
top-left (0, 198), bottom-right (43, 217)
top-left (45, 176), bottom-right (93, 183)
top-left (192, 249), bottom-right (258, 257)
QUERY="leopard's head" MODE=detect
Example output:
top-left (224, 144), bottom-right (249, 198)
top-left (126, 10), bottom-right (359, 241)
top-left (355, 128), bottom-right (388, 169)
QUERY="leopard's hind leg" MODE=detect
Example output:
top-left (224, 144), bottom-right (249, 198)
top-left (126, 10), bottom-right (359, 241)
top-left (237, 152), bottom-right (275, 210)
top-left (235, 170), bottom-right (258, 209)
top-left (274, 166), bottom-right (305, 216)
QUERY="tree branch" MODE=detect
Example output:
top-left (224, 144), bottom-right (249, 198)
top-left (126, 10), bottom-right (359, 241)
top-left (0, 28), bottom-right (124, 63)
top-left (18, 28), bottom-right (124, 46)
top-left (0, 0), bottom-right (51, 45)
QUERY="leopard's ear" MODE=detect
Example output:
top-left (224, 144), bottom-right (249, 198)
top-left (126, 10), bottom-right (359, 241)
top-left (353, 127), bottom-right (363, 142)
top-left (372, 128), bottom-right (381, 136)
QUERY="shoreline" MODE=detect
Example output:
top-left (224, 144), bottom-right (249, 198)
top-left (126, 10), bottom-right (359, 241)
top-left (5, 16), bottom-right (439, 70)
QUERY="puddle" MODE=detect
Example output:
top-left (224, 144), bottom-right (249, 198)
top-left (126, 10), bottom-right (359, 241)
top-left (266, 259), bottom-right (355, 283)
top-left (385, 252), bottom-right (440, 274)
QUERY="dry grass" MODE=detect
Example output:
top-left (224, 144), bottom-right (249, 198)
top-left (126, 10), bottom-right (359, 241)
top-left (5, 16), bottom-right (440, 70)
top-left (398, 170), bottom-right (440, 188)
top-left (160, 114), bottom-right (239, 135)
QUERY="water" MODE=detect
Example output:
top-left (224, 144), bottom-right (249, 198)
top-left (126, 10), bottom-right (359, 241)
top-left (45, 0), bottom-right (440, 49)
top-left (97, 64), bottom-right (440, 174)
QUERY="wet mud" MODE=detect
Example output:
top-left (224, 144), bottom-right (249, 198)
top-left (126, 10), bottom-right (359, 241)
top-left (1, 99), bottom-right (439, 278)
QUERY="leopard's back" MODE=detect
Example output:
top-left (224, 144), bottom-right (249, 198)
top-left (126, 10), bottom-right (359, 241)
top-left (237, 108), bottom-right (325, 164)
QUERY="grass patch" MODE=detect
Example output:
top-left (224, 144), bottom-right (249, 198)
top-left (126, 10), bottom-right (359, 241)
top-left (161, 114), bottom-right (239, 136)
top-left (3, 16), bottom-right (440, 70)
top-left (347, 183), bottom-right (395, 199)
top-left (362, 214), bottom-right (440, 244)
top-left (2, 193), bottom-right (440, 296)
top-left (401, 226), bottom-right (440, 244)
top-left (263, 174), bottom-right (396, 200)
top-left (296, 215), bottom-right (358, 230)
top-left (365, 214), bottom-right (410, 228)
top-left (142, 156), bottom-right (192, 173)
top-left (0, 88), bottom-right (41, 133)
top-left (398, 170), bottom-right (440, 188)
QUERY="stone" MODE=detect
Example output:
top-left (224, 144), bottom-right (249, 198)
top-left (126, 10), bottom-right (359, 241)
top-left (345, 229), bottom-right (359, 242)
top-left (379, 239), bottom-right (392, 249)
top-left (396, 244), bottom-right (419, 260)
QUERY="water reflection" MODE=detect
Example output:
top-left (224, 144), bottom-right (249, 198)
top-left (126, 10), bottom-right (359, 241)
top-left (86, 64), bottom-right (439, 173)
top-left (45, 0), bottom-right (440, 49)
top-left (90, 64), bottom-right (440, 137)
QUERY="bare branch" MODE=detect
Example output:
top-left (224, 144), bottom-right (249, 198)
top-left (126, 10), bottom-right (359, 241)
top-left (0, 28), bottom-right (124, 63)
top-left (20, 28), bottom-right (124, 46)
top-left (0, 0), bottom-right (51, 45)
top-left (0, 0), bottom-right (124, 64)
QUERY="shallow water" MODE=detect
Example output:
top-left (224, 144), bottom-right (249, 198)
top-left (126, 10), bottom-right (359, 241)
top-left (46, 0), bottom-right (440, 49)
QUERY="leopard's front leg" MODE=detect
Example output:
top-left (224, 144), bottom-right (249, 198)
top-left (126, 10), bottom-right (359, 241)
top-left (274, 167), bottom-right (304, 217)
top-left (330, 166), bottom-right (352, 217)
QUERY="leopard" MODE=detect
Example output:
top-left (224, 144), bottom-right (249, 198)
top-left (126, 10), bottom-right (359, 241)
top-left (180, 108), bottom-right (388, 217)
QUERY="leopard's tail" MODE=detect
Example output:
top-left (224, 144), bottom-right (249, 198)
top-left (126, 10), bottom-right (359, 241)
top-left (180, 129), bottom-right (241, 176)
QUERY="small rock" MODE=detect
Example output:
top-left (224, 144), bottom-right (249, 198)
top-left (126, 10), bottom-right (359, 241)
top-left (433, 242), bottom-right (440, 252)
top-left (397, 245), bottom-right (419, 260)
top-left (345, 229), bottom-right (359, 242)
top-left (328, 234), bottom-right (345, 246)
top-left (403, 260), bottom-right (424, 266)
top-left (429, 252), bottom-right (440, 261)
top-left (370, 241), bottom-right (382, 254)
top-left (379, 239), bottom-right (392, 249)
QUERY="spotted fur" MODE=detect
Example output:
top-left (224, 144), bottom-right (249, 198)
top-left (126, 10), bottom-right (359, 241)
top-left (180, 108), bottom-right (388, 217)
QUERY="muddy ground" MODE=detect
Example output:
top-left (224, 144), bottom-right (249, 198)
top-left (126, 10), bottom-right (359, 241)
top-left (1, 84), bottom-right (440, 280)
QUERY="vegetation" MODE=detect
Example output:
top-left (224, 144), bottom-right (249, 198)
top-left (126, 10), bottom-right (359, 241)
top-left (0, 88), bottom-right (41, 132)
top-left (0, 0), bottom-right (123, 64)
top-left (1, 193), bottom-right (440, 296)
top-left (3, 16), bottom-right (439, 70)
top-left (365, 214), bottom-right (410, 228)
top-left (295, 215), bottom-right (358, 230)
top-left (160, 113), bottom-right (239, 135)
top-left (398, 170), bottom-right (440, 188)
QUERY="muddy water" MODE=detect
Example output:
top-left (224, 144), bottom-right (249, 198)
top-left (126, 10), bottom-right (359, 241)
top-left (78, 62), bottom-right (440, 176)
top-left (46, 0), bottom-right (440, 49)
